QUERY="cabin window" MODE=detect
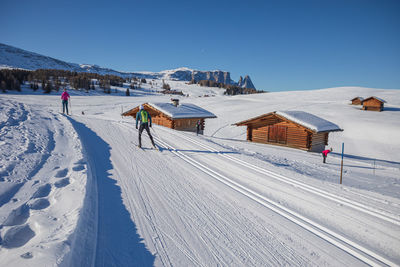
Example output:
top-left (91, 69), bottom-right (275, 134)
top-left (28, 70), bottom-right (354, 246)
top-left (268, 125), bottom-right (287, 144)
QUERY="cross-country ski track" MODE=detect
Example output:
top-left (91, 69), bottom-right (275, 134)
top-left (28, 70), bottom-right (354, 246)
top-left (66, 114), bottom-right (399, 266)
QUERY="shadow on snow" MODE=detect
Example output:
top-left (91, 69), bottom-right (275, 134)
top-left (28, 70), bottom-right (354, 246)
top-left (331, 152), bottom-right (400, 169)
top-left (158, 147), bottom-right (239, 154)
top-left (67, 117), bottom-right (155, 267)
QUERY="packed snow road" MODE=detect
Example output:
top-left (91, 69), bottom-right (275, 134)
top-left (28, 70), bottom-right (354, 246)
top-left (68, 114), bottom-right (399, 266)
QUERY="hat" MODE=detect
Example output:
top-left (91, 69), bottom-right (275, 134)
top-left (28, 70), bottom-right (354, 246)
top-left (139, 105), bottom-right (144, 110)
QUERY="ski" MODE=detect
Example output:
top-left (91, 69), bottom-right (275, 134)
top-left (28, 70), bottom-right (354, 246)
top-left (132, 142), bottom-right (161, 151)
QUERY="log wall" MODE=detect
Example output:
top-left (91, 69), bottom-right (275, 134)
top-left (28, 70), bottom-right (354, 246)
top-left (173, 118), bottom-right (201, 132)
top-left (309, 132), bottom-right (328, 152)
top-left (152, 114), bottom-right (174, 128)
top-left (363, 99), bottom-right (384, 111)
top-left (249, 121), bottom-right (310, 150)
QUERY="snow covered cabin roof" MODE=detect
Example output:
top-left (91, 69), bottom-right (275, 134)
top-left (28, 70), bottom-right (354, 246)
top-left (362, 96), bottom-right (386, 103)
top-left (122, 102), bottom-right (216, 120)
top-left (234, 111), bottom-right (342, 133)
top-left (147, 102), bottom-right (216, 119)
top-left (275, 111), bottom-right (342, 132)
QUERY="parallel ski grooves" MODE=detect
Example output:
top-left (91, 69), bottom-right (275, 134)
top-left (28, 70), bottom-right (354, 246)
top-left (167, 129), bottom-right (400, 226)
top-left (153, 134), bottom-right (396, 267)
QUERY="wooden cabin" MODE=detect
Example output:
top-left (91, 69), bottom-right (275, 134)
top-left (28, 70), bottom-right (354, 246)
top-left (234, 111), bottom-right (342, 152)
top-left (350, 97), bottom-right (364, 105)
top-left (362, 96), bottom-right (386, 111)
top-left (122, 99), bottom-right (216, 134)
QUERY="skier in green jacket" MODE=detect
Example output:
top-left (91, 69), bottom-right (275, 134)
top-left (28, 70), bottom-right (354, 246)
top-left (136, 105), bottom-right (156, 149)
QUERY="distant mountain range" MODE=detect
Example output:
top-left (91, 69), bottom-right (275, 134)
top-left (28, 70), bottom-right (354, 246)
top-left (0, 43), bottom-right (256, 89)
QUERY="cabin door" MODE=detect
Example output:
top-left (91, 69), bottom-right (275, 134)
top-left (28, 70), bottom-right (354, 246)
top-left (268, 125), bottom-right (287, 144)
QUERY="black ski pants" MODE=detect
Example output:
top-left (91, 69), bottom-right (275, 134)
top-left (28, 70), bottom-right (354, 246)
top-left (62, 100), bottom-right (69, 114)
top-left (138, 123), bottom-right (155, 147)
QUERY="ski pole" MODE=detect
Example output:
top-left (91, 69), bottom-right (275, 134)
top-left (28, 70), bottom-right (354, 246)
top-left (151, 125), bottom-right (160, 139)
top-left (151, 125), bottom-right (166, 149)
top-left (69, 98), bottom-right (72, 115)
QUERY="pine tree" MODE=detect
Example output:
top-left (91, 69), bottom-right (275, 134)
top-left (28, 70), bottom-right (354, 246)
top-left (1, 81), bottom-right (6, 93)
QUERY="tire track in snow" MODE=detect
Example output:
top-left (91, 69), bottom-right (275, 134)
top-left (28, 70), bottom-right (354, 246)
top-left (152, 133), bottom-right (397, 267)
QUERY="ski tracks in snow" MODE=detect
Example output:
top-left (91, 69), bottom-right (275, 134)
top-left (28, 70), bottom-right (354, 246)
top-left (83, 119), bottom-right (314, 266)
top-left (153, 126), bottom-right (400, 266)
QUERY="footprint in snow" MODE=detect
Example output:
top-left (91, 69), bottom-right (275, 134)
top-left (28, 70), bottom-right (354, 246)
top-left (28, 198), bottom-right (50, 210)
top-left (55, 168), bottom-right (68, 178)
top-left (54, 178), bottom-right (70, 188)
top-left (2, 203), bottom-right (30, 227)
top-left (72, 165), bottom-right (85, 171)
top-left (20, 252), bottom-right (33, 259)
top-left (32, 184), bottom-right (51, 199)
top-left (74, 159), bottom-right (86, 165)
top-left (1, 224), bottom-right (35, 248)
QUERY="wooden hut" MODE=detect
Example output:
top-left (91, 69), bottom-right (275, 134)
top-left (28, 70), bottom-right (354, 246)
top-left (234, 111), bottom-right (342, 152)
top-left (362, 96), bottom-right (386, 111)
top-left (350, 97), bottom-right (364, 105)
top-left (122, 99), bottom-right (216, 134)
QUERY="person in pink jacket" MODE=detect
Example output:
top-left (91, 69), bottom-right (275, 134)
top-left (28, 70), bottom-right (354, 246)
top-left (61, 88), bottom-right (70, 115)
top-left (322, 148), bottom-right (333, 163)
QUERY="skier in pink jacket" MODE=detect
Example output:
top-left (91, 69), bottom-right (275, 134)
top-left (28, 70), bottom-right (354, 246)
top-left (61, 88), bottom-right (70, 115)
top-left (322, 148), bottom-right (333, 163)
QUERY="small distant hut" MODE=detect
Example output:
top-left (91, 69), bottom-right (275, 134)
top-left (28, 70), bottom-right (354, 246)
top-left (234, 111), bottom-right (342, 152)
top-left (362, 96), bottom-right (386, 112)
top-left (350, 97), bottom-right (364, 105)
top-left (122, 99), bottom-right (216, 134)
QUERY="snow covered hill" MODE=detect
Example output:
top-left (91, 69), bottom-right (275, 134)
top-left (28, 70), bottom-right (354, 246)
top-left (0, 43), bottom-right (132, 77)
top-left (0, 81), bottom-right (399, 266)
top-left (0, 43), bottom-right (256, 89)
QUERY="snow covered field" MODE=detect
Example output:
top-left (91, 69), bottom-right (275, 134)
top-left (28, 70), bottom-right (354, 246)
top-left (0, 82), bottom-right (399, 266)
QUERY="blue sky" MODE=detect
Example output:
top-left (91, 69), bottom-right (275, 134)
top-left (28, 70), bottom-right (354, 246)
top-left (1, 0), bottom-right (399, 91)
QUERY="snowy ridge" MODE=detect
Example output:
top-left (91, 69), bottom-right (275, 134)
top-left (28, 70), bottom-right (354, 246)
top-left (276, 111), bottom-right (343, 132)
top-left (0, 43), bottom-right (132, 77)
top-left (0, 43), bottom-right (255, 88)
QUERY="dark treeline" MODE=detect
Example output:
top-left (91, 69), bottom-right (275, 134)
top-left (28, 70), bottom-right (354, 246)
top-left (0, 69), bottom-right (125, 93)
top-left (0, 69), bottom-right (30, 92)
top-left (190, 79), bottom-right (263, 95)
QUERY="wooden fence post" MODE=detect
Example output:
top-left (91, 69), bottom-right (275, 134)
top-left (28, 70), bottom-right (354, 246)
top-left (340, 143), bottom-right (344, 184)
